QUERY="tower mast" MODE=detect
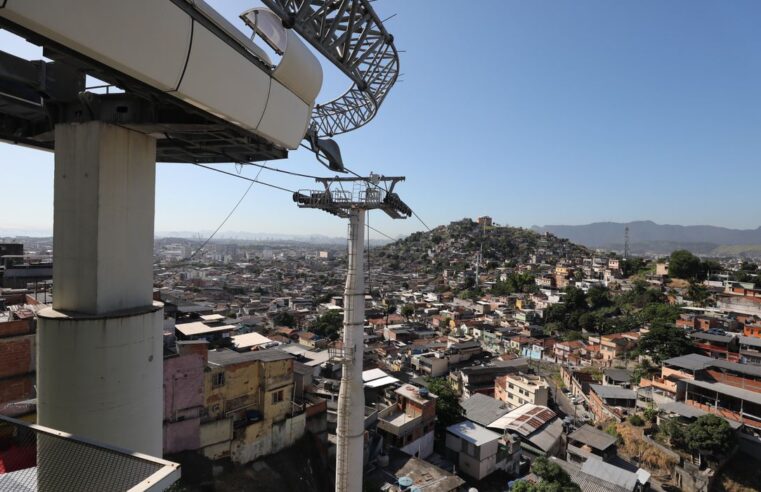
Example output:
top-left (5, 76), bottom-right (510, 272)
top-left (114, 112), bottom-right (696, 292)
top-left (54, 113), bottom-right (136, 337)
top-left (294, 175), bottom-right (411, 492)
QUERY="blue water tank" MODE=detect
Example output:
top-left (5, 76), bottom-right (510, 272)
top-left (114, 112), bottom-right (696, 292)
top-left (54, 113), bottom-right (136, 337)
top-left (398, 476), bottom-right (414, 487)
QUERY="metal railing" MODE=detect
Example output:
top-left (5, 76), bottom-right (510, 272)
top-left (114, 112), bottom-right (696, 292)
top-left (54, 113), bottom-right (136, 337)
top-left (0, 415), bottom-right (179, 491)
top-left (328, 347), bottom-right (355, 364)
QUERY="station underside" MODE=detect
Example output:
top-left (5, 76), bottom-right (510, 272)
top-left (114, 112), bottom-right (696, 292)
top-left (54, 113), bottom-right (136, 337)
top-left (0, 17), bottom-right (287, 164)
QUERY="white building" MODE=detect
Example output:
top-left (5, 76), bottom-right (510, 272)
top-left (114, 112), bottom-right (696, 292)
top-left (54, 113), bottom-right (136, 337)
top-left (494, 372), bottom-right (549, 409)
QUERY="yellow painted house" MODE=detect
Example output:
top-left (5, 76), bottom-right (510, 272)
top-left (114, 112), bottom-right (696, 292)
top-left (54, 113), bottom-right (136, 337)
top-left (200, 349), bottom-right (306, 463)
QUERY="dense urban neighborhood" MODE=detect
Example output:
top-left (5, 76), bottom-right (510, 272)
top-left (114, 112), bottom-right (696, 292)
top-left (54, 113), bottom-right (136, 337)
top-left (2, 217), bottom-right (761, 491)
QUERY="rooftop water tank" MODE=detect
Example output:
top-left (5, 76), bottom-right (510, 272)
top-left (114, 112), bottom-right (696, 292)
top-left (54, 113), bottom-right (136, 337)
top-left (398, 476), bottom-right (413, 488)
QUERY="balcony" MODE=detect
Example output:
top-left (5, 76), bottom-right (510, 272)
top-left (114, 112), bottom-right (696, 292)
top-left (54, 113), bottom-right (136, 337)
top-left (639, 377), bottom-right (677, 394)
top-left (377, 405), bottom-right (422, 437)
top-left (0, 415), bottom-right (179, 491)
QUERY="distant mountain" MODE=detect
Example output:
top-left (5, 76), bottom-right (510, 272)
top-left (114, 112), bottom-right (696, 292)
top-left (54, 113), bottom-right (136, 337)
top-left (532, 221), bottom-right (761, 256)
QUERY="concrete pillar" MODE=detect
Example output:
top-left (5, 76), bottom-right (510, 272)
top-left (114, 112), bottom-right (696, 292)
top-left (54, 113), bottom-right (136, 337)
top-left (335, 209), bottom-right (366, 492)
top-left (36, 122), bottom-right (163, 457)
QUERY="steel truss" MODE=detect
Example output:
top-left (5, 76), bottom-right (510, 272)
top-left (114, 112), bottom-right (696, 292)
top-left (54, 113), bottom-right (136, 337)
top-left (293, 175), bottom-right (411, 219)
top-left (261, 0), bottom-right (400, 137)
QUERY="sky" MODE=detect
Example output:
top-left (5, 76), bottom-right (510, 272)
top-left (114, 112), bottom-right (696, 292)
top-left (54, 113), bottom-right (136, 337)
top-left (1, 0), bottom-right (760, 238)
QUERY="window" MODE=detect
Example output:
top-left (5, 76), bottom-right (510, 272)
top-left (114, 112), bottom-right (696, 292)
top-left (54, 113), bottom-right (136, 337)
top-left (212, 372), bottom-right (225, 388)
top-left (272, 390), bottom-right (284, 404)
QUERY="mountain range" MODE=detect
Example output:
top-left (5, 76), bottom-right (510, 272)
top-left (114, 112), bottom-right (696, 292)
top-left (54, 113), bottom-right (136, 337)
top-left (532, 221), bottom-right (761, 256)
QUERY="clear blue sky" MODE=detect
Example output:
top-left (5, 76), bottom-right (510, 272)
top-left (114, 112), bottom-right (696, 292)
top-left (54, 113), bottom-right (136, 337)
top-left (1, 0), bottom-right (759, 238)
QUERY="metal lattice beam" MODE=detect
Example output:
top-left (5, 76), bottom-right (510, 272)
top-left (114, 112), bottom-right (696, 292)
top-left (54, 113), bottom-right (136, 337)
top-left (261, 0), bottom-right (400, 137)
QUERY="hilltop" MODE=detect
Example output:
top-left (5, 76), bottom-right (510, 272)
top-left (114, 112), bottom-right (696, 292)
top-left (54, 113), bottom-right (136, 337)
top-left (375, 218), bottom-right (590, 275)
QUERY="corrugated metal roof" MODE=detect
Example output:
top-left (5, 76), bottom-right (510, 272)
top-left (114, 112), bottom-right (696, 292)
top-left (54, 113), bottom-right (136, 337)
top-left (590, 384), bottom-right (636, 400)
top-left (362, 368), bottom-right (389, 382)
top-left (527, 417), bottom-right (563, 453)
top-left (231, 332), bottom-right (272, 349)
top-left (663, 353), bottom-right (714, 371)
top-left (176, 322), bottom-right (236, 337)
top-left (461, 394), bottom-right (511, 427)
top-left (487, 404), bottom-right (557, 436)
top-left (582, 458), bottom-right (639, 491)
top-left (364, 376), bottom-right (399, 388)
top-left (686, 378), bottom-right (761, 406)
top-left (568, 424), bottom-right (617, 451)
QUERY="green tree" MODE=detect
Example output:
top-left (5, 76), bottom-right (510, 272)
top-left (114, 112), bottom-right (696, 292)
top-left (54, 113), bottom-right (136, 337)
top-left (587, 285), bottom-right (611, 310)
top-left (311, 310), bottom-right (343, 341)
top-left (425, 377), bottom-right (463, 430)
top-left (631, 359), bottom-right (657, 385)
top-left (563, 330), bottom-right (583, 341)
top-left (578, 312), bottom-right (597, 333)
top-left (661, 417), bottom-right (686, 448)
top-left (563, 286), bottom-right (587, 312)
top-left (513, 456), bottom-right (581, 492)
top-left (638, 303), bottom-right (680, 325)
top-left (687, 282), bottom-right (712, 307)
top-left (622, 257), bottom-right (649, 278)
top-left (272, 311), bottom-right (295, 328)
top-left (401, 304), bottom-right (415, 321)
top-left (685, 414), bottom-right (736, 460)
top-left (669, 250), bottom-right (703, 280)
top-left (637, 323), bottom-right (694, 363)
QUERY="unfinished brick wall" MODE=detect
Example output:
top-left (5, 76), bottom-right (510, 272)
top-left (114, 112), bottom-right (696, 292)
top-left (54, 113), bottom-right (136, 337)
top-left (0, 336), bottom-right (34, 379)
top-left (0, 319), bottom-right (32, 338)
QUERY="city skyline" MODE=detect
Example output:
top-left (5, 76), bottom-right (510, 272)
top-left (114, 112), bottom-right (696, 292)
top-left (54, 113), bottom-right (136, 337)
top-left (2, 0), bottom-right (760, 237)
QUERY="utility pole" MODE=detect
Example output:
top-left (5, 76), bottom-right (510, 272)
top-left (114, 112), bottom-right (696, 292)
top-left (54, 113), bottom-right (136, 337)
top-left (294, 175), bottom-right (411, 492)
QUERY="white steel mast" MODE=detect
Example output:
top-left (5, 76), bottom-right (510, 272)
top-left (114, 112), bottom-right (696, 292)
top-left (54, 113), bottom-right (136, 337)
top-left (335, 209), bottom-right (366, 492)
top-left (293, 175), bottom-right (411, 492)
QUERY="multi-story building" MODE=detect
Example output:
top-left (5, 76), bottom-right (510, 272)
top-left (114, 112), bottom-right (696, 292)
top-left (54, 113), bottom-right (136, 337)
top-left (377, 384), bottom-right (436, 458)
top-left (445, 420), bottom-right (516, 480)
top-left (600, 333), bottom-right (638, 362)
top-left (640, 353), bottom-right (761, 430)
top-left (163, 341), bottom-right (206, 455)
top-left (688, 332), bottom-right (740, 362)
top-left (200, 348), bottom-right (306, 463)
top-left (494, 372), bottom-right (549, 409)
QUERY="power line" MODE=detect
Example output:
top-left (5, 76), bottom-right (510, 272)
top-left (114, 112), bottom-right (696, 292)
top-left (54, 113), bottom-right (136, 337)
top-left (237, 160), bottom-right (323, 180)
top-left (368, 224), bottom-right (394, 241)
top-left (188, 165), bottom-right (264, 259)
top-left (192, 162), bottom-right (400, 245)
top-left (193, 163), bottom-right (296, 193)
top-left (411, 210), bottom-right (432, 232)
